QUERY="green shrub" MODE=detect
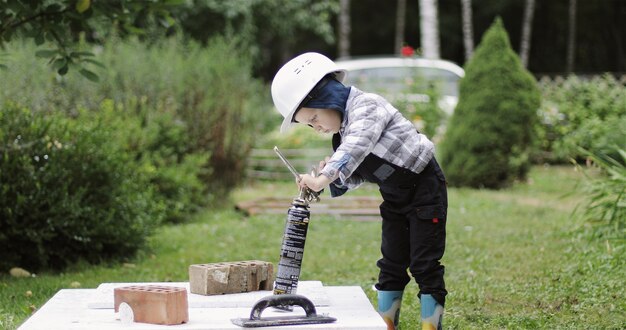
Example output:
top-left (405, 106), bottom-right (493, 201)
top-left (0, 35), bottom-right (267, 194)
top-left (0, 103), bottom-right (165, 271)
top-left (536, 74), bottom-right (626, 163)
top-left (95, 99), bottom-right (210, 223)
top-left (576, 147), bottom-right (625, 239)
top-left (394, 80), bottom-right (445, 140)
top-left (439, 18), bottom-right (541, 188)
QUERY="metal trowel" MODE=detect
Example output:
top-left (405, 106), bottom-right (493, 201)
top-left (231, 294), bottom-right (336, 327)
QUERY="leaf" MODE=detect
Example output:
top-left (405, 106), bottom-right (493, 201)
top-left (35, 50), bottom-right (58, 58)
top-left (52, 58), bottom-right (67, 71)
top-left (82, 58), bottom-right (105, 69)
top-left (35, 33), bottom-right (45, 46)
top-left (70, 51), bottom-right (95, 58)
top-left (79, 68), bottom-right (99, 82)
top-left (76, 0), bottom-right (91, 13)
top-left (57, 63), bottom-right (68, 76)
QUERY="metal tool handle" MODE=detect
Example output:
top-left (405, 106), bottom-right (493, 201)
top-left (249, 294), bottom-right (318, 320)
top-left (273, 146), bottom-right (301, 182)
top-left (274, 146), bottom-right (321, 203)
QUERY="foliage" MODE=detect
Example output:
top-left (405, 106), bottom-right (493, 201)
top-left (95, 36), bottom-right (265, 192)
top-left (0, 36), bottom-right (266, 194)
top-left (575, 147), bottom-right (626, 239)
top-left (0, 0), bottom-right (340, 80)
top-left (393, 77), bottom-right (446, 140)
top-left (171, 0), bottom-right (339, 74)
top-left (94, 100), bottom-right (209, 224)
top-left (536, 74), bottom-right (626, 164)
top-left (0, 103), bottom-right (165, 271)
top-left (439, 18), bottom-right (541, 188)
top-left (0, 0), bottom-right (180, 77)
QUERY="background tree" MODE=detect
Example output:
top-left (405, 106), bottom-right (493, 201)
top-left (395, 0), bottom-right (407, 55)
top-left (566, 0), bottom-right (577, 73)
top-left (338, 0), bottom-right (351, 58)
top-left (519, 0), bottom-right (535, 68)
top-left (419, 0), bottom-right (440, 58)
top-left (439, 17), bottom-right (541, 189)
top-left (460, 0), bottom-right (474, 61)
top-left (170, 0), bottom-right (338, 77)
top-left (0, 0), bottom-right (177, 79)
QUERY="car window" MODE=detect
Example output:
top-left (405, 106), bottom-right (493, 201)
top-left (343, 66), bottom-right (460, 97)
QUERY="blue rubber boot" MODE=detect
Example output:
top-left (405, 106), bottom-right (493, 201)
top-left (377, 290), bottom-right (403, 330)
top-left (420, 294), bottom-right (443, 330)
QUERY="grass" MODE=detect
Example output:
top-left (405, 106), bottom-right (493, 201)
top-left (1, 165), bottom-right (625, 329)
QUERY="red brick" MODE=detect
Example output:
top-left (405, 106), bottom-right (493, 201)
top-left (189, 260), bottom-right (273, 295)
top-left (114, 285), bottom-right (188, 325)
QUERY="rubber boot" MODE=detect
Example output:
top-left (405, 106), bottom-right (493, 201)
top-left (420, 294), bottom-right (443, 330)
top-left (377, 290), bottom-right (403, 330)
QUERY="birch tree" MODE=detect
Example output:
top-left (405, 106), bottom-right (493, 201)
top-left (338, 0), bottom-right (351, 58)
top-left (566, 0), bottom-right (577, 73)
top-left (419, 0), bottom-right (440, 59)
top-left (460, 0), bottom-right (474, 61)
top-left (519, 0), bottom-right (536, 68)
top-left (395, 0), bottom-right (407, 55)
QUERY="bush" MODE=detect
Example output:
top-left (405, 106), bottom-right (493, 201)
top-left (439, 18), bottom-right (541, 189)
top-left (0, 35), bottom-right (268, 194)
top-left (95, 99), bottom-right (210, 223)
top-left (394, 80), bottom-right (445, 140)
top-left (536, 74), bottom-right (626, 163)
top-left (0, 103), bottom-right (165, 271)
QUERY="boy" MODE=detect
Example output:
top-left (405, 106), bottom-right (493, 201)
top-left (271, 52), bottom-right (447, 330)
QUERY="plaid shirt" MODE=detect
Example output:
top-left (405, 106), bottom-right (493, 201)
top-left (321, 87), bottom-right (435, 191)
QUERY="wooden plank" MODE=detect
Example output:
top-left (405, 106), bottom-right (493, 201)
top-left (250, 148), bottom-right (331, 157)
top-left (248, 158), bottom-right (321, 168)
top-left (245, 170), bottom-right (293, 180)
top-left (247, 148), bottom-right (333, 180)
top-left (235, 196), bottom-right (382, 221)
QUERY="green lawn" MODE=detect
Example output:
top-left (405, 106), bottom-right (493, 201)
top-left (1, 165), bottom-right (624, 329)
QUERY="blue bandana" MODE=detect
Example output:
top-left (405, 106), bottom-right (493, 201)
top-left (301, 76), bottom-right (350, 119)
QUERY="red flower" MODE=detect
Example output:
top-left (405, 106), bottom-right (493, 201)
top-left (401, 46), bottom-right (414, 57)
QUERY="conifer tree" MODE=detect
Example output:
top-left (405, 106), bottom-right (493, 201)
top-left (439, 17), bottom-right (541, 188)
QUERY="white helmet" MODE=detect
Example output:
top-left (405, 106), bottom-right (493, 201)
top-left (271, 52), bottom-right (346, 133)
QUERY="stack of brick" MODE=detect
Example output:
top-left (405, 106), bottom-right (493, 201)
top-left (189, 260), bottom-right (274, 295)
top-left (113, 285), bottom-right (188, 325)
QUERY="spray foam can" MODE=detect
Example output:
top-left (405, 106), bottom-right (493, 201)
top-left (273, 197), bottom-right (310, 299)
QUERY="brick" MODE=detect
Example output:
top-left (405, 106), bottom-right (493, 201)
top-left (189, 260), bottom-right (273, 295)
top-left (113, 285), bottom-right (188, 325)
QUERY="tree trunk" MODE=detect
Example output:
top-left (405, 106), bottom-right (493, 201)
top-left (419, 0), bottom-right (440, 59)
top-left (395, 0), bottom-right (407, 55)
top-left (338, 0), bottom-right (351, 58)
top-left (566, 0), bottom-right (577, 73)
top-left (519, 0), bottom-right (536, 68)
top-left (460, 0), bottom-right (474, 61)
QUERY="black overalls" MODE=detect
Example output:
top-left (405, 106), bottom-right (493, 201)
top-left (332, 134), bottom-right (448, 306)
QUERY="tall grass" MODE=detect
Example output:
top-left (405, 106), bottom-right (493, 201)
top-left (0, 36), bottom-right (270, 192)
top-left (575, 147), bottom-right (626, 239)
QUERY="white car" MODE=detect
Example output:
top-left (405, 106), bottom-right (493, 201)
top-left (335, 56), bottom-right (465, 115)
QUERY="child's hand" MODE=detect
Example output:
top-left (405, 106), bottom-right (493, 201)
top-left (298, 173), bottom-right (331, 192)
top-left (318, 156), bottom-right (330, 172)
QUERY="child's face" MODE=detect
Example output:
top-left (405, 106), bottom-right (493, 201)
top-left (294, 107), bottom-right (342, 134)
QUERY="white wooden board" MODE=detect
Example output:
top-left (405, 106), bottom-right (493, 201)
top-left (87, 281), bottom-right (330, 309)
top-left (18, 285), bottom-right (386, 330)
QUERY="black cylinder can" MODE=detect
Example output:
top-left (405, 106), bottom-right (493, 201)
top-left (273, 198), bottom-right (310, 298)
